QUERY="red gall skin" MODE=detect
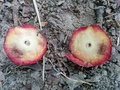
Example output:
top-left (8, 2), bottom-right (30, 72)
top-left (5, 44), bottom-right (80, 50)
top-left (4, 24), bottom-right (47, 65)
top-left (66, 24), bottom-right (112, 67)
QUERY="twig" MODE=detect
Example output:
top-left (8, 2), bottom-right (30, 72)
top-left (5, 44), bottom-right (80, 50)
top-left (57, 72), bottom-right (92, 85)
top-left (33, 0), bottom-right (43, 30)
top-left (48, 59), bottom-right (59, 73)
top-left (12, 6), bottom-right (18, 26)
top-left (42, 56), bottom-right (46, 81)
top-left (12, 0), bottom-right (19, 26)
top-left (117, 37), bottom-right (120, 46)
top-left (48, 59), bottom-right (91, 85)
top-left (105, 13), bottom-right (119, 18)
top-left (33, 0), bottom-right (44, 82)
top-left (64, 36), bottom-right (68, 43)
top-left (39, 0), bottom-right (45, 11)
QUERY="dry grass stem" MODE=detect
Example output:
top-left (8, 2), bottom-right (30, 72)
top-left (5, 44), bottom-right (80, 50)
top-left (33, 0), bottom-right (43, 30)
top-left (48, 59), bottom-right (91, 85)
top-left (117, 37), bottom-right (120, 46)
top-left (33, 0), bottom-right (45, 82)
top-left (42, 56), bottom-right (46, 81)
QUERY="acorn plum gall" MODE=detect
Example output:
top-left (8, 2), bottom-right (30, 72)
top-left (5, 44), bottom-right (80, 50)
top-left (4, 24), bottom-right (47, 65)
top-left (66, 24), bottom-right (112, 67)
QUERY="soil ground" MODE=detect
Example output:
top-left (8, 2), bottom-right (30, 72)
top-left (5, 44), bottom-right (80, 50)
top-left (0, 0), bottom-right (120, 90)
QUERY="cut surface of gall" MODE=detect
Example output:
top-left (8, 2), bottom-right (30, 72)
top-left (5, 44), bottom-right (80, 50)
top-left (66, 24), bottom-right (112, 67)
top-left (4, 24), bottom-right (47, 65)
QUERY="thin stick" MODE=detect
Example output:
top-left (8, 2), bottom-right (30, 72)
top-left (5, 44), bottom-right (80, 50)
top-left (117, 37), bottom-right (120, 46)
top-left (48, 59), bottom-right (59, 73)
top-left (39, 0), bottom-right (45, 11)
top-left (48, 59), bottom-right (91, 85)
top-left (12, 0), bottom-right (19, 26)
top-left (64, 36), bottom-right (67, 43)
top-left (33, 0), bottom-right (43, 30)
top-left (57, 72), bottom-right (92, 85)
top-left (105, 13), bottom-right (119, 18)
top-left (42, 56), bottom-right (46, 81)
top-left (33, 0), bottom-right (44, 82)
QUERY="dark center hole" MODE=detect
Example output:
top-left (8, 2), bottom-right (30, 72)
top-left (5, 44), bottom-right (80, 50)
top-left (24, 40), bottom-right (30, 46)
top-left (87, 43), bottom-right (92, 48)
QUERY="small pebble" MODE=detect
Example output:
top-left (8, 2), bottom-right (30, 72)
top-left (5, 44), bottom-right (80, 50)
top-left (111, 29), bottom-right (116, 36)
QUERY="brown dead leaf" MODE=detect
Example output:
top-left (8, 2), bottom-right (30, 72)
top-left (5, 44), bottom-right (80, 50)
top-left (41, 22), bottom-right (48, 27)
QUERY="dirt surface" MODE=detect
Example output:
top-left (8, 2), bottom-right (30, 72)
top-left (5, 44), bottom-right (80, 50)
top-left (0, 0), bottom-right (120, 90)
